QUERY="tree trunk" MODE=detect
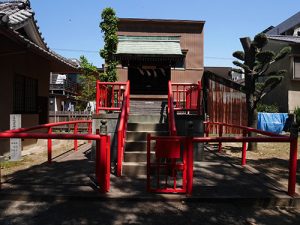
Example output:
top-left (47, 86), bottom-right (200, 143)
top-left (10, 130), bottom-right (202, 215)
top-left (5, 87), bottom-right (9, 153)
top-left (245, 74), bottom-right (258, 151)
top-left (247, 107), bottom-right (258, 151)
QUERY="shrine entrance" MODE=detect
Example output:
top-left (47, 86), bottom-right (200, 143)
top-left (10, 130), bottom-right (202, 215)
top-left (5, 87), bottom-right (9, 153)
top-left (128, 66), bottom-right (170, 95)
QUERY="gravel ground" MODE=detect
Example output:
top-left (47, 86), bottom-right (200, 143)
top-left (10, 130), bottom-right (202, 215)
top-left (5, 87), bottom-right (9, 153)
top-left (221, 139), bottom-right (300, 187)
top-left (1, 140), bottom-right (88, 180)
top-left (0, 200), bottom-right (300, 225)
top-left (1, 140), bottom-right (300, 224)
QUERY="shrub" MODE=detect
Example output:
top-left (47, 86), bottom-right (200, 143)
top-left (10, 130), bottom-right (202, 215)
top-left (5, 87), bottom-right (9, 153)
top-left (257, 103), bottom-right (279, 113)
top-left (294, 106), bottom-right (300, 126)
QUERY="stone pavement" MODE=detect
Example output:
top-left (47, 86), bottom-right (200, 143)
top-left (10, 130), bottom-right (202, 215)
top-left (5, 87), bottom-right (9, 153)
top-left (0, 143), bottom-right (299, 208)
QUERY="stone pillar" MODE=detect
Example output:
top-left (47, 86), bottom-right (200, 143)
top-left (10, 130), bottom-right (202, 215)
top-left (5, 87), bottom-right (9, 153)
top-left (175, 114), bottom-right (204, 161)
top-left (92, 113), bottom-right (119, 172)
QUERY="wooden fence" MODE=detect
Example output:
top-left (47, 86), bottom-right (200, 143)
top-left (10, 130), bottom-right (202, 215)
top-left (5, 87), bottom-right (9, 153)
top-left (206, 79), bottom-right (247, 134)
top-left (48, 111), bottom-right (92, 130)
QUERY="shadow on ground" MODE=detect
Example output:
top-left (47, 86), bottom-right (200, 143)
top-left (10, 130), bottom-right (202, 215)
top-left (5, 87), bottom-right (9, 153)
top-left (0, 144), bottom-right (300, 224)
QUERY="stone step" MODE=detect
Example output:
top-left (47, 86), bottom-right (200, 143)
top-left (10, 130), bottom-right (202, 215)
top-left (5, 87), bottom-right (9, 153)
top-left (125, 141), bottom-right (147, 152)
top-left (122, 162), bottom-right (173, 176)
top-left (128, 114), bottom-right (167, 124)
top-left (124, 151), bottom-right (155, 162)
top-left (126, 131), bottom-right (169, 141)
top-left (127, 123), bottom-right (168, 132)
top-left (122, 162), bottom-right (147, 176)
top-left (130, 99), bottom-right (167, 114)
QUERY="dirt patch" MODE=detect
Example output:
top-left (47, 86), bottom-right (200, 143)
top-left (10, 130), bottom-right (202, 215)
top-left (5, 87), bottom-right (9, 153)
top-left (217, 137), bottom-right (300, 187)
top-left (0, 140), bottom-right (88, 180)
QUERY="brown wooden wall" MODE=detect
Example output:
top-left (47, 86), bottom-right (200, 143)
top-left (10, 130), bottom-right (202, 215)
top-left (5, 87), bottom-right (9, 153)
top-left (207, 79), bottom-right (247, 134)
top-left (117, 19), bottom-right (204, 83)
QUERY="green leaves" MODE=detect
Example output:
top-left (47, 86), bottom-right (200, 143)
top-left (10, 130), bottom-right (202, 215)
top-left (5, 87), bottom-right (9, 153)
top-left (266, 70), bottom-right (287, 77)
top-left (255, 51), bottom-right (275, 64)
top-left (253, 33), bottom-right (268, 49)
top-left (77, 56), bottom-right (102, 104)
top-left (274, 46), bottom-right (291, 61)
top-left (100, 7), bottom-right (118, 82)
top-left (233, 60), bottom-right (251, 72)
top-left (262, 76), bottom-right (282, 90)
top-left (233, 51), bottom-right (245, 61)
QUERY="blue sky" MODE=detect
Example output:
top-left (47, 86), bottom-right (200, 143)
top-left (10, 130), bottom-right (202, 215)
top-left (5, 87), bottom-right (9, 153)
top-left (30, 0), bottom-right (299, 68)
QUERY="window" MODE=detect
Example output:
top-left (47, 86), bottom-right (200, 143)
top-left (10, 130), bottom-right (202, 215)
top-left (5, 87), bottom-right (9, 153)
top-left (294, 57), bottom-right (300, 79)
top-left (13, 75), bottom-right (38, 113)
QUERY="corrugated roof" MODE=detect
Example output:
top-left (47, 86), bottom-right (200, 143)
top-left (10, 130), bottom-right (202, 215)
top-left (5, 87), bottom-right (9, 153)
top-left (266, 11), bottom-right (300, 35)
top-left (116, 36), bottom-right (183, 55)
top-left (268, 35), bottom-right (300, 44)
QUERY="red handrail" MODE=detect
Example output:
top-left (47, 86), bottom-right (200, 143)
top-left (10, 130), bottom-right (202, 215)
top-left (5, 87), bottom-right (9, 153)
top-left (147, 132), bottom-right (297, 196)
top-left (168, 81), bottom-right (177, 136)
top-left (96, 81), bottom-right (128, 114)
top-left (117, 81), bottom-right (130, 176)
top-left (200, 120), bottom-right (298, 196)
top-left (4, 120), bottom-right (92, 162)
top-left (171, 82), bottom-right (202, 114)
top-left (0, 123), bottom-right (110, 193)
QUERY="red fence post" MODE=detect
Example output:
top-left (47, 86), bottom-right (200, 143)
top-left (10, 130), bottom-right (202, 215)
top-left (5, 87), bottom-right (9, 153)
top-left (88, 122), bottom-right (92, 144)
top-left (105, 135), bottom-right (111, 192)
top-left (186, 137), bottom-right (194, 195)
top-left (241, 130), bottom-right (247, 166)
top-left (117, 130), bottom-right (122, 177)
top-left (96, 81), bottom-right (100, 114)
top-left (288, 124), bottom-right (298, 196)
top-left (197, 81), bottom-right (202, 115)
top-left (97, 135), bottom-right (109, 193)
top-left (95, 129), bottom-right (100, 182)
top-left (74, 123), bottom-right (78, 151)
top-left (205, 116), bottom-right (210, 137)
top-left (218, 124), bottom-right (223, 152)
top-left (47, 127), bottom-right (52, 163)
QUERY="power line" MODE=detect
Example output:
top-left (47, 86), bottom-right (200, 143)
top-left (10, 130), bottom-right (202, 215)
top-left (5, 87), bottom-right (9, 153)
top-left (53, 48), bottom-right (99, 53)
top-left (205, 56), bottom-right (234, 60)
top-left (53, 48), bottom-right (234, 60)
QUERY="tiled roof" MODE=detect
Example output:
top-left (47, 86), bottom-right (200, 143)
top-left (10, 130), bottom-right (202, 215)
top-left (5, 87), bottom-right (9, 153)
top-left (0, 1), bottom-right (33, 28)
top-left (0, 0), bottom-right (79, 69)
top-left (267, 35), bottom-right (300, 44)
top-left (117, 36), bottom-right (183, 55)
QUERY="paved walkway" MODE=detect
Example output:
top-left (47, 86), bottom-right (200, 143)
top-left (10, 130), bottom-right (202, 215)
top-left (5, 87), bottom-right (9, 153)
top-left (0, 144), bottom-right (299, 207)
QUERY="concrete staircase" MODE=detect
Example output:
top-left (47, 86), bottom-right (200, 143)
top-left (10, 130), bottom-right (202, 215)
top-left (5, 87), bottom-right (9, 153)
top-left (122, 113), bottom-right (169, 176)
top-left (129, 95), bottom-right (168, 115)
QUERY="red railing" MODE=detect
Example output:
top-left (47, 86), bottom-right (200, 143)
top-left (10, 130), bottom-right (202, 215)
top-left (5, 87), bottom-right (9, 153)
top-left (0, 120), bottom-right (111, 193)
top-left (168, 81), bottom-right (177, 136)
top-left (95, 81), bottom-right (130, 176)
top-left (96, 81), bottom-right (128, 113)
top-left (201, 121), bottom-right (298, 196)
top-left (170, 81), bottom-right (202, 114)
top-left (147, 135), bottom-right (192, 193)
top-left (148, 122), bottom-right (298, 196)
top-left (4, 120), bottom-right (92, 163)
top-left (117, 81), bottom-right (130, 176)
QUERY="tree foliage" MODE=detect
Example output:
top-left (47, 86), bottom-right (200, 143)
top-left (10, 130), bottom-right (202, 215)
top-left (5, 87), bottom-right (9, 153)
top-left (233, 33), bottom-right (291, 150)
top-left (99, 7), bottom-right (118, 82)
top-left (76, 56), bottom-right (100, 110)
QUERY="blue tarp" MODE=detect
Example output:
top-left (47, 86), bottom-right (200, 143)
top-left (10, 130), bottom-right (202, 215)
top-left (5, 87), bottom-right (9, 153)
top-left (257, 113), bottom-right (288, 134)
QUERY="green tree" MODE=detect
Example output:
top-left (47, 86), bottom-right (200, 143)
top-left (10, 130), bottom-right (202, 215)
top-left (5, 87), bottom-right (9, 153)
top-left (99, 7), bottom-right (118, 82)
top-left (233, 33), bottom-right (291, 150)
top-left (76, 56), bottom-right (100, 110)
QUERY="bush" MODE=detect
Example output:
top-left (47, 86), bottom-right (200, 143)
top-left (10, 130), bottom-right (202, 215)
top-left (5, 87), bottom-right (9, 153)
top-left (257, 103), bottom-right (279, 113)
top-left (294, 106), bottom-right (300, 126)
